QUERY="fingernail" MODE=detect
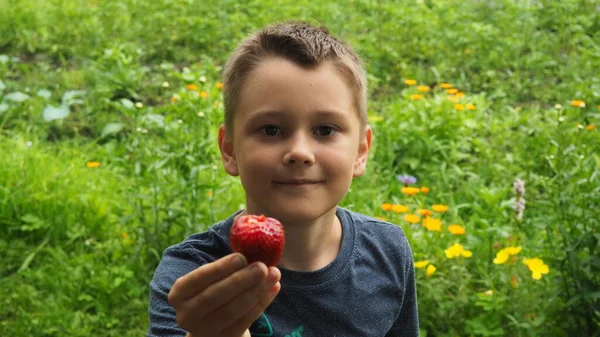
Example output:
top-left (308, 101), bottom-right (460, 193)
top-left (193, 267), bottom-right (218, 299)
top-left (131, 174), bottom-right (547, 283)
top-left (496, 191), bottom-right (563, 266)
top-left (232, 254), bottom-right (246, 268)
top-left (251, 263), bottom-right (263, 277)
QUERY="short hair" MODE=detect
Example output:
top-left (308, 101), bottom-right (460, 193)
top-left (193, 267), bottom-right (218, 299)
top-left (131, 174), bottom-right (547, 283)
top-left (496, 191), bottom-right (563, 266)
top-left (221, 21), bottom-right (368, 135)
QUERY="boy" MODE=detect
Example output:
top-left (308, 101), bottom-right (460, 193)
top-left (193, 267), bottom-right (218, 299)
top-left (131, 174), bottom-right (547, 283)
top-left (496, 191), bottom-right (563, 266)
top-left (148, 21), bottom-right (419, 337)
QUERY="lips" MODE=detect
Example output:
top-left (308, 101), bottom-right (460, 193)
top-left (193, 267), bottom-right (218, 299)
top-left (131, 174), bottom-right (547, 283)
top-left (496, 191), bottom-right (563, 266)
top-left (274, 179), bottom-right (323, 185)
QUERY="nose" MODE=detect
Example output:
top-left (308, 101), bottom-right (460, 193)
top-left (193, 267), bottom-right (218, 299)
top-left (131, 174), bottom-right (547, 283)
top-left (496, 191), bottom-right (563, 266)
top-left (282, 133), bottom-right (315, 166)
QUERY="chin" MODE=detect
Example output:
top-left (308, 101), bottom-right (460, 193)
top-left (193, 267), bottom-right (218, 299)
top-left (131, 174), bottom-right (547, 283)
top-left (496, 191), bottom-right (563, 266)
top-left (264, 202), bottom-right (336, 224)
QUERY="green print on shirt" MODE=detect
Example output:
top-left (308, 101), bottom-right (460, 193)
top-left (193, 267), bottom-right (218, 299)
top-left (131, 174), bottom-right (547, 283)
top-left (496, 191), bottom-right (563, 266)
top-left (249, 313), bottom-right (273, 336)
top-left (284, 325), bottom-right (304, 337)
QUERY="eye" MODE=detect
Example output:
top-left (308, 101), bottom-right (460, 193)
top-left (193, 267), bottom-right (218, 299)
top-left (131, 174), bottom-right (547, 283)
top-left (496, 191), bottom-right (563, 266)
top-left (261, 125), bottom-right (281, 136)
top-left (315, 126), bottom-right (335, 137)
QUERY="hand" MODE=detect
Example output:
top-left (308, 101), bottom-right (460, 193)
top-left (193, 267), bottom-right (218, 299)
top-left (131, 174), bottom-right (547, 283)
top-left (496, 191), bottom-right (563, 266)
top-left (168, 253), bottom-right (281, 337)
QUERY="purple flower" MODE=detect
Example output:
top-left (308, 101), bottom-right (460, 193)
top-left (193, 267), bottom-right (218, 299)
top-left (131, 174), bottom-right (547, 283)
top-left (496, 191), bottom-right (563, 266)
top-left (397, 175), bottom-right (417, 185)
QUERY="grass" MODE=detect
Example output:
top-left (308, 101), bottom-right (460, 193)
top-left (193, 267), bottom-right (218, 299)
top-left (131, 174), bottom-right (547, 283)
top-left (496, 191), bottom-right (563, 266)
top-left (1, 0), bottom-right (599, 336)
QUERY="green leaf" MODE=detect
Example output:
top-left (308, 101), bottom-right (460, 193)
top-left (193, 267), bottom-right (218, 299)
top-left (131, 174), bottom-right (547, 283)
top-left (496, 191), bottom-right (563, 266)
top-left (101, 122), bottom-right (125, 137)
top-left (43, 104), bottom-right (70, 121)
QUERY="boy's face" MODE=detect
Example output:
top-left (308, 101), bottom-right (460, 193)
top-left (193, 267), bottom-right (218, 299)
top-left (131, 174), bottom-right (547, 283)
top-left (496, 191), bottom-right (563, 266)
top-left (219, 57), bottom-right (372, 224)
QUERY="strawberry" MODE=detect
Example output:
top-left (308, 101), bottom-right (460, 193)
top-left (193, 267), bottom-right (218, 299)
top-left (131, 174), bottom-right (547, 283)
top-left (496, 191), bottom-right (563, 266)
top-left (230, 214), bottom-right (285, 267)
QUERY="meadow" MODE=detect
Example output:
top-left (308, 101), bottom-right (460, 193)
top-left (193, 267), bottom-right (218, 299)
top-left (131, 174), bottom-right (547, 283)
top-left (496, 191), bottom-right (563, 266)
top-left (1, 0), bottom-right (599, 336)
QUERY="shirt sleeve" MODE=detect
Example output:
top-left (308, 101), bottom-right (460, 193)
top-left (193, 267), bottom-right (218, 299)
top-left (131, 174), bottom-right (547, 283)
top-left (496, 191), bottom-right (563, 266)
top-left (147, 245), bottom-right (205, 337)
top-left (386, 238), bottom-right (420, 337)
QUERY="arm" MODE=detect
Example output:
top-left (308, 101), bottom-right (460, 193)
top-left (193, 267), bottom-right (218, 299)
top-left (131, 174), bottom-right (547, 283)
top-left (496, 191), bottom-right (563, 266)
top-left (147, 246), bottom-right (202, 337)
top-left (386, 240), bottom-right (420, 337)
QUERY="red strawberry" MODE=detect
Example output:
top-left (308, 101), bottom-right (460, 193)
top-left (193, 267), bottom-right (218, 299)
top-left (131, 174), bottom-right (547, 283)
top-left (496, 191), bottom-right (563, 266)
top-left (230, 214), bottom-right (285, 267)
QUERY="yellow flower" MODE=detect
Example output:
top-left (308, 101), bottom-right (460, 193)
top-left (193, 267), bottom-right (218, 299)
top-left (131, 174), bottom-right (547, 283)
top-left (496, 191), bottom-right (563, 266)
top-left (445, 243), bottom-right (472, 259)
top-left (86, 161), bottom-right (101, 168)
top-left (432, 204), bottom-right (449, 213)
top-left (447, 88), bottom-right (459, 94)
top-left (454, 104), bottom-right (465, 111)
top-left (422, 217), bottom-right (442, 231)
top-left (455, 92), bottom-right (465, 98)
top-left (404, 214), bottom-right (421, 224)
top-left (570, 100), bottom-right (586, 108)
top-left (417, 209), bottom-right (432, 217)
top-left (381, 203), bottom-right (393, 211)
top-left (426, 264), bottom-right (437, 277)
top-left (171, 96), bottom-right (179, 102)
top-left (375, 216), bottom-right (387, 221)
top-left (186, 84), bottom-right (198, 90)
top-left (493, 246), bottom-right (522, 264)
top-left (484, 290), bottom-right (493, 296)
top-left (420, 186), bottom-right (430, 193)
top-left (401, 187), bottom-right (421, 196)
top-left (122, 232), bottom-right (129, 239)
top-left (199, 91), bottom-right (209, 98)
top-left (417, 85), bottom-right (431, 92)
top-left (410, 94), bottom-right (423, 101)
top-left (414, 260), bottom-right (430, 269)
top-left (588, 124), bottom-right (596, 131)
top-left (216, 82), bottom-right (224, 89)
top-left (522, 258), bottom-right (549, 280)
top-left (448, 224), bottom-right (466, 235)
top-left (447, 95), bottom-right (459, 103)
top-left (392, 204), bottom-right (410, 213)
top-left (404, 79), bottom-right (417, 85)
top-left (368, 116), bottom-right (384, 122)
top-left (440, 83), bottom-right (453, 89)
top-left (466, 103), bottom-right (476, 110)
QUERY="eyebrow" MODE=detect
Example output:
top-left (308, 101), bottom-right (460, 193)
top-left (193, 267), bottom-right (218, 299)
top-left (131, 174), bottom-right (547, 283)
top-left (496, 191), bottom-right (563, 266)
top-left (246, 109), bottom-right (350, 122)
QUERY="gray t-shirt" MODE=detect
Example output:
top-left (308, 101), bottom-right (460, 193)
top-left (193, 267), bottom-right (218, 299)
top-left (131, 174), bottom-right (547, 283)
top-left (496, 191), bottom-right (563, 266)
top-left (148, 207), bottom-right (419, 337)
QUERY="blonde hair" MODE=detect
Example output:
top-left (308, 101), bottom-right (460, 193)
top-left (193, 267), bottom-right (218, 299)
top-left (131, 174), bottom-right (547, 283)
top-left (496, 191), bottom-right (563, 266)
top-left (222, 21), bottom-right (367, 134)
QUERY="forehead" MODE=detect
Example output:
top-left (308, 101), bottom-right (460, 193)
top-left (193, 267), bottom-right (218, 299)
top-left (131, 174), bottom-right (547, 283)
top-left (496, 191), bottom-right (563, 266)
top-left (234, 58), bottom-right (358, 125)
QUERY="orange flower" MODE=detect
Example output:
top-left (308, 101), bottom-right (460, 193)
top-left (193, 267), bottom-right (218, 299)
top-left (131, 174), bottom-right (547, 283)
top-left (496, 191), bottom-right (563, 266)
top-left (422, 217), bottom-right (442, 231)
top-left (588, 124), bottom-right (596, 131)
top-left (417, 209), bottom-right (432, 217)
top-left (199, 91), bottom-right (209, 98)
top-left (375, 216), bottom-right (387, 221)
top-left (432, 204), bottom-right (449, 213)
top-left (448, 224), bottom-right (466, 235)
top-left (447, 88), bottom-right (459, 94)
top-left (440, 83), bottom-right (453, 89)
top-left (447, 95), bottom-right (459, 103)
top-left (410, 94), bottom-right (423, 101)
top-left (454, 92), bottom-right (465, 98)
top-left (404, 79), bottom-right (417, 85)
top-left (454, 104), bottom-right (465, 111)
top-left (392, 204), bottom-right (410, 213)
top-left (417, 85), bottom-right (431, 92)
top-left (216, 82), bottom-right (224, 89)
top-left (420, 186), bottom-right (430, 193)
top-left (171, 96), bottom-right (179, 102)
top-left (401, 187), bottom-right (420, 196)
top-left (466, 103), bottom-right (476, 110)
top-left (404, 214), bottom-right (421, 224)
top-left (570, 100), bottom-right (586, 108)
top-left (186, 84), bottom-right (199, 91)
top-left (122, 232), bottom-right (129, 239)
top-left (381, 203), bottom-right (393, 211)
top-left (86, 161), bottom-right (101, 168)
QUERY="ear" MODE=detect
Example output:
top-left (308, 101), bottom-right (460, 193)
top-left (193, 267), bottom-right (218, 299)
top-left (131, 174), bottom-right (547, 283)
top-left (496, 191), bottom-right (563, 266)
top-left (218, 124), bottom-right (239, 176)
top-left (353, 126), bottom-right (373, 177)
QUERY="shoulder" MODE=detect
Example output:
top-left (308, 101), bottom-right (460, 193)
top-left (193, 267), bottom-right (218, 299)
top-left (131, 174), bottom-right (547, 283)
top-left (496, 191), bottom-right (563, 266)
top-left (339, 207), bottom-right (413, 263)
top-left (150, 212), bottom-right (241, 285)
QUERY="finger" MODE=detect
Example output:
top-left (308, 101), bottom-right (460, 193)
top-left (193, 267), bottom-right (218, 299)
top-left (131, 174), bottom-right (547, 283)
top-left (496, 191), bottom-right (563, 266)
top-left (170, 253), bottom-right (247, 304)
top-left (208, 267), bottom-right (280, 330)
top-left (220, 279), bottom-right (281, 337)
top-left (183, 262), bottom-right (271, 319)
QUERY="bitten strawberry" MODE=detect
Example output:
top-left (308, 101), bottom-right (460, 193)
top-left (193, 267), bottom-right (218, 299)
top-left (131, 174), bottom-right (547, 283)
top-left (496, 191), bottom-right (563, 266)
top-left (230, 214), bottom-right (285, 266)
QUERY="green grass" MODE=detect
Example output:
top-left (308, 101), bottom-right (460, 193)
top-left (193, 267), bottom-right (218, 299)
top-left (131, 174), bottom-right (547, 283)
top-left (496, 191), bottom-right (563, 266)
top-left (1, 0), bottom-right (599, 336)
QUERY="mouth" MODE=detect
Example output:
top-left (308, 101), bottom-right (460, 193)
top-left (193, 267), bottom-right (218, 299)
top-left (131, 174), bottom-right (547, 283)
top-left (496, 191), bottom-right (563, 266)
top-left (273, 179), bottom-right (323, 186)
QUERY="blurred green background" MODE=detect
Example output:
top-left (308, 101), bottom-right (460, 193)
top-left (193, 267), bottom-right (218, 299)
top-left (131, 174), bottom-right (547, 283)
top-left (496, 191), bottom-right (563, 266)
top-left (1, 0), bottom-right (599, 336)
